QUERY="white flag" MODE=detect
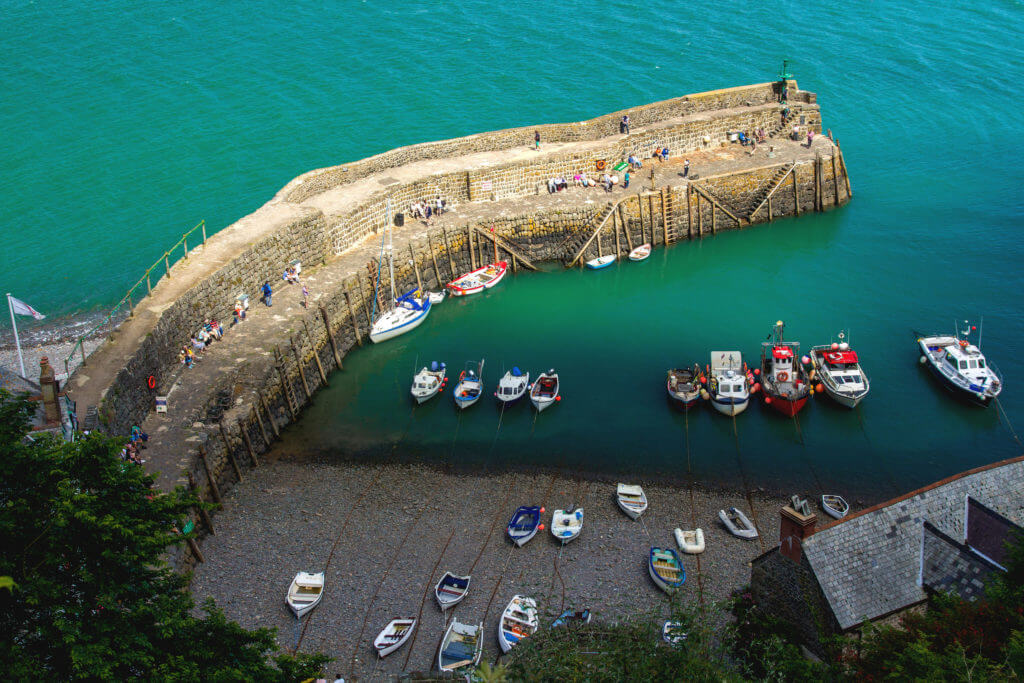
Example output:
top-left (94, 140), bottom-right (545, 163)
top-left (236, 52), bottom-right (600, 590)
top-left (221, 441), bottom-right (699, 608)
top-left (9, 296), bottom-right (46, 320)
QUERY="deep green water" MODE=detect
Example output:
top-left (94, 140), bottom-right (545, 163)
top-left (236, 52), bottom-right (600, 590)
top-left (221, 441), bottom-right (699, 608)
top-left (4, 2), bottom-right (1023, 494)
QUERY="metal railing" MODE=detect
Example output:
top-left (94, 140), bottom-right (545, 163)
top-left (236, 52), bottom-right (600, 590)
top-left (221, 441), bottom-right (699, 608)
top-left (64, 220), bottom-right (206, 378)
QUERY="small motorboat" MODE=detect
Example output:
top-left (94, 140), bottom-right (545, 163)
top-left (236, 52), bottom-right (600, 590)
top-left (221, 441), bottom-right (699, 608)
top-left (411, 361), bottom-right (446, 404)
top-left (628, 243), bottom-right (652, 261)
top-left (427, 290), bottom-right (446, 304)
top-left (446, 261), bottom-right (508, 297)
top-left (497, 595), bottom-right (539, 653)
top-left (507, 506), bottom-right (542, 546)
top-left (674, 528), bottom-right (705, 555)
top-left (453, 359), bottom-right (485, 410)
top-left (434, 572), bottom-right (471, 610)
top-left (821, 494), bottom-right (850, 520)
top-left (437, 619), bottom-right (483, 672)
top-left (616, 483), bottom-right (648, 520)
top-left (551, 506), bottom-right (584, 543)
top-left (496, 367), bottom-right (530, 405)
top-left (708, 351), bottom-right (750, 416)
top-left (662, 620), bottom-right (687, 645)
top-left (649, 547), bottom-right (686, 594)
top-left (373, 618), bottom-right (416, 658)
top-left (810, 332), bottom-right (869, 408)
top-left (667, 365), bottom-right (703, 410)
top-left (530, 370), bottom-right (560, 412)
top-left (918, 323), bottom-right (1002, 406)
top-left (585, 254), bottom-right (617, 269)
top-left (760, 321), bottom-right (811, 417)
top-left (552, 609), bottom-right (592, 628)
top-left (286, 571), bottom-right (325, 618)
top-left (719, 507), bottom-right (758, 539)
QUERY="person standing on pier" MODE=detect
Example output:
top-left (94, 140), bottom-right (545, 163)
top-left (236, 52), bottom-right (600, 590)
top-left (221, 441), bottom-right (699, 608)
top-left (683, 159), bottom-right (690, 177)
top-left (620, 114), bottom-right (630, 135)
top-left (623, 170), bottom-right (630, 189)
top-left (534, 130), bottom-right (540, 150)
top-left (261, 281), bottom-right (272, 307)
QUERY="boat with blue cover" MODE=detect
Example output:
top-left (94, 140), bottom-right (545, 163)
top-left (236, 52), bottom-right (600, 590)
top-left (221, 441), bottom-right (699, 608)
top-left (496, 367), bottom-right (530, 404)
top-left (411, 361), bottom-right (446, 404)
top-left (507, 506), bottom-right (542, 546)
top-left (453, 359), bottom-right (485, 410)
top-left (437, 618), bottom-right (483, 672)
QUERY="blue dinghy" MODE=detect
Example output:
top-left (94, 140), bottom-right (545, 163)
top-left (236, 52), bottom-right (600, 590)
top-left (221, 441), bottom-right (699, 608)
top-left (507, 506), bottom-right (542, 546)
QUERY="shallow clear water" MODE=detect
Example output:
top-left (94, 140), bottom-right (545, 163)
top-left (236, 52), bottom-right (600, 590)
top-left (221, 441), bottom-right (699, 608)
top-left (4, 2), bottom-right (1023, 494)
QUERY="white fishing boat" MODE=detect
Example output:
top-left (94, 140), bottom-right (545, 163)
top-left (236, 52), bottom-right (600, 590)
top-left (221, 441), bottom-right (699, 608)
top-left (551, 506), bottom-right (583, 543)
top-left (674, 528), bottom-right (705, 555)
top-left (453, 359), bottom-right (485, 410)
top-left (918, 321), bottom-right (1002, 406)
top-left (497, 595), bottom-right (539, 654)
top-left (628, 243), bottom-right (652, 261)
top-left (821, 494), bottom-right (850, 520)
top-left (616, 483), bottom-right (648, 519)
top-left (446, 261), bottom-right (508, 296)
top-left (370, 202), bottom-right (431, 343)
top-left (667, 365), bottom-right (703, 410)
top-left (719, 507), bottom-right (758, 539)
top-left (411, 361), bottom-right (446, 403)
top-left (437, 619), bottom-right (483, 672)
top-left (708, 351), bottom-right (750, 416)
top-left (496, 367), bottom-right (530, 405)
top-left (373, 618), bottom-right (416, 658)
top-left (585, 254), bottom-right (616, 269)
top-left (434, 572), bottom-right (471, 610)
top-left (810, 332), bottom-right (869, 408)
top-left (286, 571), bottom-right (324, 618)
top-left (529, 370), bottom-right (560, 412)
top-left (649, 547), bottom-right (686, 594)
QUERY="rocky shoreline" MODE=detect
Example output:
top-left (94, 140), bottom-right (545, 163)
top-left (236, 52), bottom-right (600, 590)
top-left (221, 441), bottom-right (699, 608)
top-left (189, 457), bottom-right (801, 679)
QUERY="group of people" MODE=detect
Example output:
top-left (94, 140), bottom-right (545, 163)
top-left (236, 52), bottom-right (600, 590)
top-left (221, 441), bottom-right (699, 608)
top-left (181, 319), bottom-right (223, 369)
top-left (120, 425), bottom-right (148, 465)
top-left (409, 196), bottom-right (446, 223)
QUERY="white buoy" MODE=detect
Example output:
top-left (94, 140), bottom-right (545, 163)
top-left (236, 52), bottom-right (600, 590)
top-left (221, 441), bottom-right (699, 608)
top-left (919, 356), bottom-right (927, 364)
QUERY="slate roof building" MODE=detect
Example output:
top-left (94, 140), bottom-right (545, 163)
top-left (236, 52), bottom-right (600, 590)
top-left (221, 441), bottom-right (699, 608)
top-left (749, 456), bottom-right (1024, 656)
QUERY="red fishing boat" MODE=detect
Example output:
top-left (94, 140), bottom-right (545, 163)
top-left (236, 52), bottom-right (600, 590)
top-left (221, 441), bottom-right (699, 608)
top-left (446, 261), bottom-right (508, 297)
top-left (759, 320), bottom-right (810, 417)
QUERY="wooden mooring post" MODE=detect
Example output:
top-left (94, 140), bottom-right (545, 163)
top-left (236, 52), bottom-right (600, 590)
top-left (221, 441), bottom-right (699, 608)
top-left (792, 167), bottom-right (800, 216)
top-left (442, 227), bottom-right (456, 280)
top-left (196, 445), bottom-right (222, 506)
top-left (660, 189), bottom-right (668, 245)
top-left (427, 233), bottom-right (442, 286)
top-left (318, 304), bottom-right (343, 369)
top-left (218, 423), bottom-right (243, 481)
top-left (275, 358), bottom-right (297, 421)
top-left (614, 211), bottom-right (622, 255)
top-left (696, 192), bottom-right (703, 236)
top-left (258, 391), bottom-right (280, 438)
top-left (288, 340), bottom-right (311, 399)
top-left (837, 142), bottom-right (852, 199)
top-left (251, 405), bottom-right (269, 447)
top-left (237, 418), bottom-right (260, 466)
top-left (187, 472), bottom-right (215, 534)
top-left (467, 224), bottom-right (476, 270)
top-left (831, 154), bottom-right (840, 206)
top-left (686, 184), bottom-right (693, 238)
top-left (344, 288), bottom-right (363, 346)
top-left (409, 244), bottom-right (423, 293)
top-left (302, 320), bottom-right (328, 385)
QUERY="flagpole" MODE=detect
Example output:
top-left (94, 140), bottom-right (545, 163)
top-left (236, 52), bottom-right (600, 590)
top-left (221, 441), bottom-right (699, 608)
top-left (7, 293), bottom-right (26, 379)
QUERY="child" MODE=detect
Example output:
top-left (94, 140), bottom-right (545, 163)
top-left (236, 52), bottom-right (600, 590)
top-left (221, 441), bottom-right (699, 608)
top-left (302, 285), bottom-right (309, 309)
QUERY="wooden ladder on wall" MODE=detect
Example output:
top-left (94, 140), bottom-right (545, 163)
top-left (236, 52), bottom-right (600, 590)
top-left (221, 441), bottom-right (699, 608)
top-left (662, 188), bottom-right (677, 244)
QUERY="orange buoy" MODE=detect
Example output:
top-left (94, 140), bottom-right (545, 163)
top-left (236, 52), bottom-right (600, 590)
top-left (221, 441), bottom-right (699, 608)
top-left (540, 507), bottom-right (545, 513)
top-left (556, 396), bottom-right (562, 401)
top-left (753, 368), bottom-right (761, 376)
top-left (538, 524), bottom-right (546, 531)
top-left (831, 342), bottom-right (839, 350)
top-left (764, 396), bottom-right (772, 404)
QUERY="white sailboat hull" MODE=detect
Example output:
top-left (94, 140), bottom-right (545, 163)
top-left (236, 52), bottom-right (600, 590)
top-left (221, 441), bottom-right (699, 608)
top-left (369, 302), bottom-right (431, 343)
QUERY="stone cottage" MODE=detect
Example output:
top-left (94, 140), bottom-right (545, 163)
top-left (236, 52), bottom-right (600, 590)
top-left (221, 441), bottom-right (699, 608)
top-left (749, 455), bottom-right (1024, 657)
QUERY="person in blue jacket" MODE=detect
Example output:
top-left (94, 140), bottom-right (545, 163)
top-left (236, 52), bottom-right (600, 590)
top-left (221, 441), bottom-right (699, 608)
top-left (261, 281), bottom-right (273, 307)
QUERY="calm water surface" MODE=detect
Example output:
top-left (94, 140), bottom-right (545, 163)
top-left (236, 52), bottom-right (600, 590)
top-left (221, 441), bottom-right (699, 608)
top-left (4, 2), bottom-right (1022, 494)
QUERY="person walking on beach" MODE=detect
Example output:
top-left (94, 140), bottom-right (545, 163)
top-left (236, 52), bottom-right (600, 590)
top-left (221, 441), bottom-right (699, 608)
top-left (534, 130), bottom-right (540, 151)
top-left (261, 281), bottom-right (272, 307)
top-left (683, 159), bottom-right (690, 178)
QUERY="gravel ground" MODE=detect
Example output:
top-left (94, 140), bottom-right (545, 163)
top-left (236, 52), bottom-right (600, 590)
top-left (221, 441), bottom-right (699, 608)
top-left (0, 336), bottom-right (105, 388)
top-left (189, 459), bottom-right (790, 680)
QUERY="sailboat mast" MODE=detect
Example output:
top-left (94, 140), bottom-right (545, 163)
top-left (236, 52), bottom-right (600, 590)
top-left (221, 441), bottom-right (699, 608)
top-left (386, 199), bottom-right (396, 302)
top-left (978, 316), bottom-right (984, 348)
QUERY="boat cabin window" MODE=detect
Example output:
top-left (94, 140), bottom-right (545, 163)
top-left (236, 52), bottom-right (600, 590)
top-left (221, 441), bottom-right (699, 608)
top-left (959, 360), bottom-right (968, 370)
top-left (978, 359), bottom-right (986, 368)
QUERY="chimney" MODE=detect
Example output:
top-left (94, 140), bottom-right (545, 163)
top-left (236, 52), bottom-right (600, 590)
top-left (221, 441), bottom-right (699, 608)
top-left (779, 496), bottom-right (817, 563)
top-left (39, 356), bottom-right (60, 425)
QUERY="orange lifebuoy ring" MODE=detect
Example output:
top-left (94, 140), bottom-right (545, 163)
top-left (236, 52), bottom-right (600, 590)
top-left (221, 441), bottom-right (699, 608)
top-left (958, 339), bottom-right (968, 348)
top-left (595, 159), bottom-right (606, 171)
top-left (777, 371), bottom-right (789, 382)
top-left (147, 375), bottom-right (156, 389)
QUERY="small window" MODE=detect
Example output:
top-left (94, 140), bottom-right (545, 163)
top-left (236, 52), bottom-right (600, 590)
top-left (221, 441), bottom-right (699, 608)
top-left (959, 361), bottom-right (968, 370)
top-left (978, 359), bottom-right (986, 368)
top-left (968, 360), bottom-right (978, 369)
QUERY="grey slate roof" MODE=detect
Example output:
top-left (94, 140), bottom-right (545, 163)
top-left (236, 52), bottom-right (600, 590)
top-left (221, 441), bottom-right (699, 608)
top-left (920, 522), bottom-right (997, 600)
top-left (802, 457), bottom-right (1024, 630)
top-left (966, 496), bottom-right (1023, 568)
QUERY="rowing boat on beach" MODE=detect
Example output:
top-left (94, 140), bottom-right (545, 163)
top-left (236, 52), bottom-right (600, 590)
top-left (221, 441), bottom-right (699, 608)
top-left (821, 494), bottom-right (850, 519)
top-left (507, 506), bottom-right (542, 546)
top-left (286, 571), bottom-right (324, 618)
top-left (434, 572), bottom-right (471, 610)
top-left (674, 527), bottom-right (705, 554)
top-left (373, 618), bottom-right (416, 658)
top-left (438, 619), bottom-right (483, 672)
top-left (497, 595), bottom-right (539, 653)
top-left (616, 483), bottom-right (647, 519)
top-left (551, 506), bottom-right (583, 543)
top-left (719, 507), bottom-right (758, 539)
top-left (649, 547), bottom-right (686, 594)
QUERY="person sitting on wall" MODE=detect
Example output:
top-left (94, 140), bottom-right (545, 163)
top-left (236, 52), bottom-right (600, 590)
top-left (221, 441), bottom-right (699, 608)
top-left (573, 173), bottom-right (583, 187)
top-left (737, 131), bottom-right (749, 145)
top-left (558, 176), bottom-right (568, 191)
top-left (547, 177), bottom-right (557, 194)
top-left (627, 154), bottom-right (642, 170)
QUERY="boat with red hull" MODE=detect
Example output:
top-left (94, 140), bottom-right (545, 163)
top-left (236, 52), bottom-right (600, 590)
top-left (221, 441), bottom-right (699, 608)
top-left (760, 321), bottom-right (810, 417)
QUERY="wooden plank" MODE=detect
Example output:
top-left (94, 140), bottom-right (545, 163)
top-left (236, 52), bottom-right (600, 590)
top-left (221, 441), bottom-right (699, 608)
top-left (832, 154), bottom-right (840, 206)
top-left (442, 227), bottom-right (457, 279)
top-left (219, 423), bottom-right (243, 481)
top-left (660, 189), bottom-right (668, 244)
top-left (691, 185), bottom-right (741, 225)
top-left (290, 337), bottom-right (311, 399)
top-left (748, 165), bottom-right (794, 220)
top-left (619, 204), bottom-right (633, 250)
top-left (251, 405), bottom-right (269, 446)
top-left (303, 319), bottom-right (328, 385)
top-left (614, 210), bottom-right (622, 255)
top-left (647, 193), bottom-right (655, 245)
top-left (686, 184), bottom-right (693, 238)
top-left (473, 226), bottom-right (538, 270)
top-left (238, 417), bottom-right (260, 466)
top-left (792, 167), bottom-right (800, 216)
top-left (837, 142), bottom-right (853, 199)
top-left (197, 444), bottom-right (222, 505)
top-left (319, 304), bottom-right (343, 370)
top-left (467, 224), bottom-right (476, 270)
top-left (768, 195), bottom-right (773, 222)
top-left (276, 362), bottom-right (297, 420)
top-left (711, 204), bottom-right (717, 234)
top-left (409, 244), bottom-right (423, 293)
top-left (569, 203), bottom-right (616, 266)
top-left (427, 233), bottom-right (442, 286)
top-left (356, 277), bottom-right (372, 331)
top-left (697, 192), bottom-right (703, 236)
top-left (635, 193), bottom-right (645, 245)
top-left (344, 288), bottom-right (363, 346)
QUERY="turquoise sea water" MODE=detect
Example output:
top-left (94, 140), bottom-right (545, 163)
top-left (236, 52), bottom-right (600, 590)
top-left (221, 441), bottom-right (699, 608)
top-left (4, 2), bottom-right (1023, 493)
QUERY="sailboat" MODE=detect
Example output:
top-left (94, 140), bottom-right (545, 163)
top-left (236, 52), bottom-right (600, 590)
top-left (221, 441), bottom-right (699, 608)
top-left (369, 201), bottom-right (431, 343)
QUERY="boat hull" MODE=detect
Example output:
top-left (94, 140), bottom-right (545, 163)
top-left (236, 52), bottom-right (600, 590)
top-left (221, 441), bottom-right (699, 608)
top-left (648, 548), bottom-right (685, 595)
top-left (763, 391), bottom-right (808, 417)
top-left (369, 301), bottom-right (431, 343)
top-left (585, 255), bottom-right (616, 269)
top-left (711, 395), bottom-right (748, 416)
top-left (374, 619), bottom-right (416, 658)
top-left (822, 386), bottom-right (864, 409)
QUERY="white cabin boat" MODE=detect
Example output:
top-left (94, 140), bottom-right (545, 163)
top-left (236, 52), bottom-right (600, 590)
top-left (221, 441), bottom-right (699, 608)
top-left (434, 572), bottom-right (471, 610)
top-left (438, 619), bottom-right (483, 672)
top-left (286, 571), bottom-right (324, 618)
top-left (446, 262), bottom-right (508, 296)
top-left (373, 618), bottom-right (416, 658)
top-left (411, 361), bottom-right (446, 404)
top-left (918, 328), bottom-right (1002, 406)
top-left (453, 359), bottom-right (485, 410)
top-left (616, 483), bottom-right (648, 519)
top-left (496, 367), bottom-right (530, 405)
top-left (497, 595), bottom-right (539, 653)
top-left (551, 507), bottom-right (584, 543)
top-left (674, 528), bottom-right (705, 555)
top-left (628, 243), bottom-right (652, 261)
top-left (719, 507), bottom-right (758, 539)
top-left (530, 370), bottom-right (560, 412)
top-left (810, 333), bottom-right (869, 408)
top-left (709, 351), bottom-right (750, 416)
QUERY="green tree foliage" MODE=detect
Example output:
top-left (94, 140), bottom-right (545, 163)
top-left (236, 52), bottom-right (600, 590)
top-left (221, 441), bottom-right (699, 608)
top-left (0, 391), bottom-right (328, 680)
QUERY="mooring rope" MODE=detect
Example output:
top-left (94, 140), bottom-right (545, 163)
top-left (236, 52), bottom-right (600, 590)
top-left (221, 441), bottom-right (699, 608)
top-left (401, 528), bottom-right (456, 670)
top-left (731, 409), bottom-right (766, 553)
top-left (995, 398), bottom-right (1024, 449)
